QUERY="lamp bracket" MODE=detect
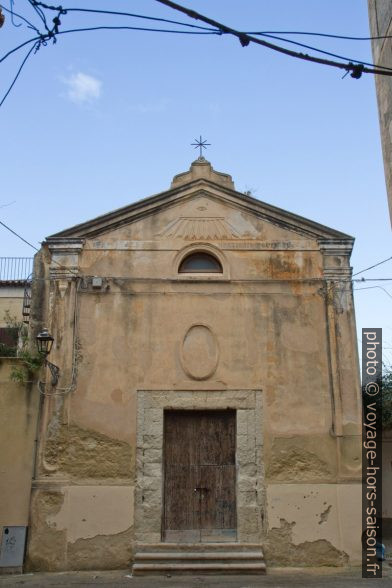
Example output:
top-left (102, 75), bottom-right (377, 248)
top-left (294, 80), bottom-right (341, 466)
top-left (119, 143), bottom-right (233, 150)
top-left (46, 360), bottom-right (60, 387)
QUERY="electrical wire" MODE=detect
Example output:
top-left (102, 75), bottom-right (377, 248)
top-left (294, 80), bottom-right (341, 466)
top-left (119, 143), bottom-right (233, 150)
top-left (251, 32), bottom-right (392, 72)
top-left (1, 1), bottom-right (391, 112)
top-left (56, 25), bottom-right (220, 37)
top-left (0, 0), bottom-right (390, 94)
top-left (0, 219), bottom-right (39, 251)
top-left (28, 3), bottom-right (392, 41)
top-left (1, 3), bottom-right (40, 32)
top-left (0, 219), bottom-right (80, 277)
top-left (354, 285), bottom-right (392, 300)
top-left (0, 23), bottom-right (217, 71)
top-left (353, 278), bottom-right (392, 282)
top-left (9, 0), bottom-right (21, 27)
top-left (154, 0), bottom-right (392, 77)
top-left (247, 30), bottom-right (392, 42)
top-left (28, 0), bottom-right (50, 32)
top-left (353, 256), bottom-right (392, 277)
top-left (60, 7), bottom-right (219, 32)
top-left (0, 42), bottom-right (38, 108)
top-left (0, 37), bottom-right (41, 65)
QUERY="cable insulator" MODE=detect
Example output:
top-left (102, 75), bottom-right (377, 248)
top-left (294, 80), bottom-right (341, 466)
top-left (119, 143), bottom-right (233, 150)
top-left (350, 63), bottom-right (364, 79)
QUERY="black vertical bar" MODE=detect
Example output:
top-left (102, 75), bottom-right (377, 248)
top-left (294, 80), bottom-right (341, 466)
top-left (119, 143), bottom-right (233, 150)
top-left (362, 328), bottom-right (383, 578)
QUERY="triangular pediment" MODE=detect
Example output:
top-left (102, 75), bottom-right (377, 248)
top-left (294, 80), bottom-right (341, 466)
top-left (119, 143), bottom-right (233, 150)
top-left (47, 161), bottom-right (353, 246)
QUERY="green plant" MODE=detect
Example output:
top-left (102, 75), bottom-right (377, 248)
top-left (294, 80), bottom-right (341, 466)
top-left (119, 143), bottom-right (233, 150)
top-left (1, 311), bottom-right (44, 383)
top-left (10, 349), bottom-right (45, 383)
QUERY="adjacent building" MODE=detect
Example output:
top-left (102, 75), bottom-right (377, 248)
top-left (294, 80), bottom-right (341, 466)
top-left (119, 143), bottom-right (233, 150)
top-left (0, 257), bottom-right (33, 350)
top-left (368, 0), bottom-right (392, 223)
top-left (0, 256), bottom-right (35, 573)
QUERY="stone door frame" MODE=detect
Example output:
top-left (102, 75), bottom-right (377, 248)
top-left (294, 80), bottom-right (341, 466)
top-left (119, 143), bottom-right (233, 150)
top-left (135, 389), bottom-right (264, 544)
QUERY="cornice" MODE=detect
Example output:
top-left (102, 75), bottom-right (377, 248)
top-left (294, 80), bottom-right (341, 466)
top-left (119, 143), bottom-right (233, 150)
top-left (45, 179), bottom-right (353, 244)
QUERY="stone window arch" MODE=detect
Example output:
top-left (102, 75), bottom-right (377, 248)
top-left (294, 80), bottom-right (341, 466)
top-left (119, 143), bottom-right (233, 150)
top-left (178, 252), bottom-right (223, 274)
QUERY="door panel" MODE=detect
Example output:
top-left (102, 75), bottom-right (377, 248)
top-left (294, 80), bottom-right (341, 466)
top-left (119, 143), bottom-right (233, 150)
top-left (163, 410), bottom-right (236, 542)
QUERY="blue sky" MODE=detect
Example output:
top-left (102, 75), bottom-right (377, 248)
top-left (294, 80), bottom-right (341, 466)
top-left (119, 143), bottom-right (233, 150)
top-left (0, 1), bottom-right (391, 362)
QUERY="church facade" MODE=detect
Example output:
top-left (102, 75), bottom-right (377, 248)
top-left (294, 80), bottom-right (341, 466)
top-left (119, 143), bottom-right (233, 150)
top-left (26, 159), bottom-right (362, 572)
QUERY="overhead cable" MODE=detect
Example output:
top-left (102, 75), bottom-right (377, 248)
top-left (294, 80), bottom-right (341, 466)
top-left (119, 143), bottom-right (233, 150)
top-left (251, 32), bottom-right (392, 70)
top-left (0, 219), bottom-right (80, 277)
top-left (154, 0), bottom-right (392, 77)
top-left (248, 30), bottom-right (392, 42)
top-left (0, 219), bottom-right (39, 251)
top-left (1, 3), bottom-right (39, 31)
top-left (58, 7), bottom-right (218, 32)
top-left (353, 256), bottom-right (392, 277)
top-left (354, 285), bottom-right (392, 300)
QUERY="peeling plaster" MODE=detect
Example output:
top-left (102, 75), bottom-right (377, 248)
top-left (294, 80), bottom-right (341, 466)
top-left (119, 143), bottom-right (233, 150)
top-left (318, 504), bottom-right (332, 525)
top-left (265, 518), bottom-right (349, 566)
top-left (47, 486), bottom-right (134, 543)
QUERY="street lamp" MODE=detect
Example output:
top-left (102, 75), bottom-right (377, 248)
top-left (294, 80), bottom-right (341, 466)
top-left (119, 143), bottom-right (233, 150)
top-left (36, 329), bottom-right (60, 386)
top-left (36, 329), bottom-right (54, 356)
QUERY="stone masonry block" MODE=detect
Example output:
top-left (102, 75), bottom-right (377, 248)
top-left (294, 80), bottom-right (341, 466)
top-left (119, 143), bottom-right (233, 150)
top-left (238, 475), bottom-right (257, 493)
top-left (237, 445), bottom-right (256, 465)
top-left (143, 462), bottom-right (162, 478)
top-left (143, 419), bottom-right (163, 436)
top-left (143, 448), bottom-right (162, 464)
top-left (146, 408), bottom-right (163, 423)
top-left (238, 506), bottom-right (260, 535)
top-left (143, 435), bottom-right (162, 449)
top-left (238, 490), bottom-right (258, 507)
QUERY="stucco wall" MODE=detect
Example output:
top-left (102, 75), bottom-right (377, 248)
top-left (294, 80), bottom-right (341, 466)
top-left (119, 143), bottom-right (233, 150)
top-left (0, 286), bottom-right (24, 326)
top-left (368, 0), bottom-right (392, 223)
top-left (0, 359), bottom-right (39, 532)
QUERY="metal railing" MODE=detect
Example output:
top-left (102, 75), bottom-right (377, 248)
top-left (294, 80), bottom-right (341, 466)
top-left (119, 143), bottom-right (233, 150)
top-left (0, 257), bottom-right (33, 282)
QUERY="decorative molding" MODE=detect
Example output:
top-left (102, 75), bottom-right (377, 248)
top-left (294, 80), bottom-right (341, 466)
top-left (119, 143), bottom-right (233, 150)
top-left (85, 239), bottom-right (319, 251)
top-left (319, 239), bottom-right (353, 281)
top-left (47, 239), bottom-right (84, 279)
top-left (323, 268), bottom-right (352, 281)
top-left (47, 182), bottom-right (353, 243)
top-left (180, 324), bottom-right (219, 381)
top-left (173, 243), bottom-right (230, 280)
top-left (158, 217), bottom-right (244, 240)
top-left (318, 240), bottom-right (353, 256)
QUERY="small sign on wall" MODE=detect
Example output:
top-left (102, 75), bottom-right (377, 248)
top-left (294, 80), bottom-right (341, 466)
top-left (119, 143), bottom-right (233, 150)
top-left (0, 526), bottom-right (27, 567)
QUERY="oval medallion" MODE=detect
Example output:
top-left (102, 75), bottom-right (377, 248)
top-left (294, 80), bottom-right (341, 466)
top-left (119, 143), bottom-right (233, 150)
top-left (181, 325), bottom-right (219, 380)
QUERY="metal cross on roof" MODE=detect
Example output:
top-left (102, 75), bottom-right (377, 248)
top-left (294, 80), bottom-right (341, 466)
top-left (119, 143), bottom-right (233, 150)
top-left (191, 135), bottom-right (211, 159)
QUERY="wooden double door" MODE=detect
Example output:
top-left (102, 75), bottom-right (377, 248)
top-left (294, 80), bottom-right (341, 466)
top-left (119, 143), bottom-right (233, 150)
top-left (163, 410), bottom-right (236, 542)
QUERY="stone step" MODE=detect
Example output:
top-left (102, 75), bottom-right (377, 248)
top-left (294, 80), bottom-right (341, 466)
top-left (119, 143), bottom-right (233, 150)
top-left (133, 562), bottom-right (266, 575)
top-left (133, 544), bottom-right (266, 575)
top-left (136, 551), bottom-right (264, 561)
top-left (136, 542), bottom-right (263, 552)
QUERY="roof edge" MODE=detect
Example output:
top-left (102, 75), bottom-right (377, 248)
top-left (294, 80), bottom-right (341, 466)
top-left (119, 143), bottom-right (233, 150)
top-left (46, 177), bottom-right (353, 244)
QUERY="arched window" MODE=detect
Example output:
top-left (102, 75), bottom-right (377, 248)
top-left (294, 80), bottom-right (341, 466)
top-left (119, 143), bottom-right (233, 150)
top-left (179, 252), bottom-right (223, 273)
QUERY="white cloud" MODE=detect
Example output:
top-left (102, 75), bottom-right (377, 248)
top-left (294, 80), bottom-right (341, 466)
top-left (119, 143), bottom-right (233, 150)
top-left (63, 72), bottom-right (102, 104)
